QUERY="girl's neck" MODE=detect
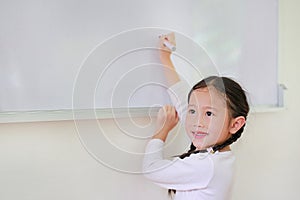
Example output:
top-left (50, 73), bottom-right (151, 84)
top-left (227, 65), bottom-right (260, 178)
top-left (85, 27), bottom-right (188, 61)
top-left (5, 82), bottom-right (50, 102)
top-left (218, 145), bottom-right (231, 152)
top-left (196, 145), bottom-right (231, 153)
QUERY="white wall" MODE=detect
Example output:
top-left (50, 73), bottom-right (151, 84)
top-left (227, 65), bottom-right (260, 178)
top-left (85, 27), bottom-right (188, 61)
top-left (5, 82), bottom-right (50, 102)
top-left (0, 119), bottom-right (171, 200)
top-left (1, 0), bottom-right (300, 199)
top-left (231, 0), bottom-right (300, 199)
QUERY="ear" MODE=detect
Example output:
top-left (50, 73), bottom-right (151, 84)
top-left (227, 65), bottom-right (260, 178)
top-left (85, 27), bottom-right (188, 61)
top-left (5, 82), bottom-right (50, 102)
top-left (229, 116), bottom-right (246, 134)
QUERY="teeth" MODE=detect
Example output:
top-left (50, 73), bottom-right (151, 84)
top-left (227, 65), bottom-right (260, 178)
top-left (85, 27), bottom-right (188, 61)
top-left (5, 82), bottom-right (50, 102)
top-left (192, 132), bottom-right (207, 136)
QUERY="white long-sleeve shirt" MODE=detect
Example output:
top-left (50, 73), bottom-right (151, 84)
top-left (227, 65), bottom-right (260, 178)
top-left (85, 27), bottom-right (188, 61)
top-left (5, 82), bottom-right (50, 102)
top-left (143, 139), bottom-right (235, 200)
top-left (143, 81), bottom-right (235, 200)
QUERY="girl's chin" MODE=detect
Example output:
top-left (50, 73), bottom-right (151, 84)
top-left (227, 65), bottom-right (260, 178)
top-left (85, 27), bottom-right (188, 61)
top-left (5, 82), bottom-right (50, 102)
top-left (192, 140), bottom-right (207, 150)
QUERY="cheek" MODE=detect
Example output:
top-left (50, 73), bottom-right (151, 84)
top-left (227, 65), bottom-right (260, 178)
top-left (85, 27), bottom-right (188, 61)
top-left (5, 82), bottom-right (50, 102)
top-left (184, 119), bottom-right (193, 138)
top-left (210, 118), bottom-right (231, 136)
top-left (185, 114), bottom-right (198, 127)
top-left (185, 114), bottom-right (198, 125)
top-left (184, 114), bottom-right (191, 126)
top-left (184, 120), bottom-right (191, 132)
top-left (206, 118), bottom-right (228, 137)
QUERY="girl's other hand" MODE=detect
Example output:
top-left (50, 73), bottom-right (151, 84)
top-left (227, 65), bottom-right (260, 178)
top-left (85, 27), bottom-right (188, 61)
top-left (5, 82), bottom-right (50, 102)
top-left (153, 105), bottom-right (179, 142)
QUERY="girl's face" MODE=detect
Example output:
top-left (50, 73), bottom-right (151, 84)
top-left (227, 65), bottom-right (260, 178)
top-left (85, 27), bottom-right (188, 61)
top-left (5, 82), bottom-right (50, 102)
top-left (185, 87), bottom-right (233, 150)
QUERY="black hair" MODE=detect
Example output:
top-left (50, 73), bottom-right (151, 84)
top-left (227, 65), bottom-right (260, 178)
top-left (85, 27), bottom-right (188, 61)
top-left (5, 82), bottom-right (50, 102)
top-left (169, 76), bottom-right (249, 197)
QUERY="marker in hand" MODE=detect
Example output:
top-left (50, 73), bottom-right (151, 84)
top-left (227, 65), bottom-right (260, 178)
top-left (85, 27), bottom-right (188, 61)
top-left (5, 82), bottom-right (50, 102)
top-left (163, 40), bottom-right (176, 51)
top-left (159, 34), bottom-right (176, 51)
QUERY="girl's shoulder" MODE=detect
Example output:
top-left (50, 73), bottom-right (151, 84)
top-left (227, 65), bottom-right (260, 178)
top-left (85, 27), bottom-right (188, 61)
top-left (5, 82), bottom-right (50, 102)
top-left (184, 150), bottom-right (235, 164)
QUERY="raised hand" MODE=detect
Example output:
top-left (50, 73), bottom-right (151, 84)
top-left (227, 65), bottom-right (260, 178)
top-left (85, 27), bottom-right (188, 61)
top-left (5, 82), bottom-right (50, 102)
top-left (159, 32), bottom-right (176, 63)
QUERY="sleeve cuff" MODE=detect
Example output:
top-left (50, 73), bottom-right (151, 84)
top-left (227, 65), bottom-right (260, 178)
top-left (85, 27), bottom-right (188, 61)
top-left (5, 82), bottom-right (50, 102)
top-left (145, 139), bottom-right (165, 154)
top-left (167, 81), bottom-right (190, 122)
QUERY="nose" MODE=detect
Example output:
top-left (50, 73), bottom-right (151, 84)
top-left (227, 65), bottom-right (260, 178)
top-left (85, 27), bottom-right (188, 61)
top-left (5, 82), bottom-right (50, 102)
top-left (193, 115), bottom-right (205, 128)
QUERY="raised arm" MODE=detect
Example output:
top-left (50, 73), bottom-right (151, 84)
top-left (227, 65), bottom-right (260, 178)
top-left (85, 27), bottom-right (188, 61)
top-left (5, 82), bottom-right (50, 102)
top-left (159, 33), bottom-right (180, 87)
top-left (159, 32), bottom-right (189, 122)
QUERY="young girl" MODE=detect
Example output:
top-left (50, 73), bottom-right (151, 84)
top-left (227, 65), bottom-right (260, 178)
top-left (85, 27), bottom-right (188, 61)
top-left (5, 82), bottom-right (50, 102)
top-left (143, 33), bottom-right (249, 200)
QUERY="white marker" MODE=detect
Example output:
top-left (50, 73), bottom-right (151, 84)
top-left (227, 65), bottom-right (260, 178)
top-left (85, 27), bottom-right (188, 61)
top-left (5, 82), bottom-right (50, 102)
top-left (163, 40), bottom-right (176, 51)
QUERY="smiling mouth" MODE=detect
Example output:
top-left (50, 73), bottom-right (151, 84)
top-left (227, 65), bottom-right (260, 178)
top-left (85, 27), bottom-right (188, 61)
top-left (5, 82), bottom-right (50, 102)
top-left (192, 131), bottom-right (209, 139)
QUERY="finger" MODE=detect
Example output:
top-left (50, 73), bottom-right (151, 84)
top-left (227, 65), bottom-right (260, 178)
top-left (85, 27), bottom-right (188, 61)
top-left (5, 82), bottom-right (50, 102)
top-left (159, 34), bottom-right (170, 43)
top-left (173, 108), bottom-right (178, 120)
top-left (166, 105), bottom-right (173, 113)
top-left (175, 109), bottom-right (179, 122)
top-left (167, 106), bottom-right (176, 119)
top-left (171, 107), bottom-right (179, 121)
top-left (159, 38), bottom-right (168, 49)
top-left (163, 105), bottom-right (169, 113)
top-left (166, 33), bottom-right (176, 45)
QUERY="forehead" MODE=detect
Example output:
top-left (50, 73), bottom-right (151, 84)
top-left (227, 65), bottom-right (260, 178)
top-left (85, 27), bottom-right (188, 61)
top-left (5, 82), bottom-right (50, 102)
top-left (189, 87), bottom-right (226, 107)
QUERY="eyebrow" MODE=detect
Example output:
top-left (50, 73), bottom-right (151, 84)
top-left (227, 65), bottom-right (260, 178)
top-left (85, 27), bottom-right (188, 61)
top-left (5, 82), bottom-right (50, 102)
top-left (188, 104), bottom-right (219, 111)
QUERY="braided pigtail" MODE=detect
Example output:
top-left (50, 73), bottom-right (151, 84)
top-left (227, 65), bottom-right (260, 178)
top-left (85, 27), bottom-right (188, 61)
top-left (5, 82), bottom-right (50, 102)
top-left (179, 143), bottom-right (196, 159)
top-left (212, 124), bottom-right (245, 153)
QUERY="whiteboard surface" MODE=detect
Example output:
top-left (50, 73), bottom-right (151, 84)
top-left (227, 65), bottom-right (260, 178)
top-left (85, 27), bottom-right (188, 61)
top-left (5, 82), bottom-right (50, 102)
top-left (0, 0), bottom-right (278, 113)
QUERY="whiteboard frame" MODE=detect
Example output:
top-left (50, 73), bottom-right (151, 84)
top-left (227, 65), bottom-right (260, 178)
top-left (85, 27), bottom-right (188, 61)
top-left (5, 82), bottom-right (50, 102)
top-left (0, 83), bottom-right (287, 123)
top-left (0, 105), bottom-right (287, 124)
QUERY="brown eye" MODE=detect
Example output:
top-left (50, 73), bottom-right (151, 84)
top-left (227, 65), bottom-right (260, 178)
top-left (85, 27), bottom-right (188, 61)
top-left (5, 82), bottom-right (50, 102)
top-left (206, 111), bottom-right (213, 117)
top-left (188, 109), bottom-right (196, 114)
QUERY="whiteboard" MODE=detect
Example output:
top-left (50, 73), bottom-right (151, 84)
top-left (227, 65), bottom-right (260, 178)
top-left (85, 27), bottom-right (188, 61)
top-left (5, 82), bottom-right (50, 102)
top-left (0, 0), bottom-right (279, 115)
